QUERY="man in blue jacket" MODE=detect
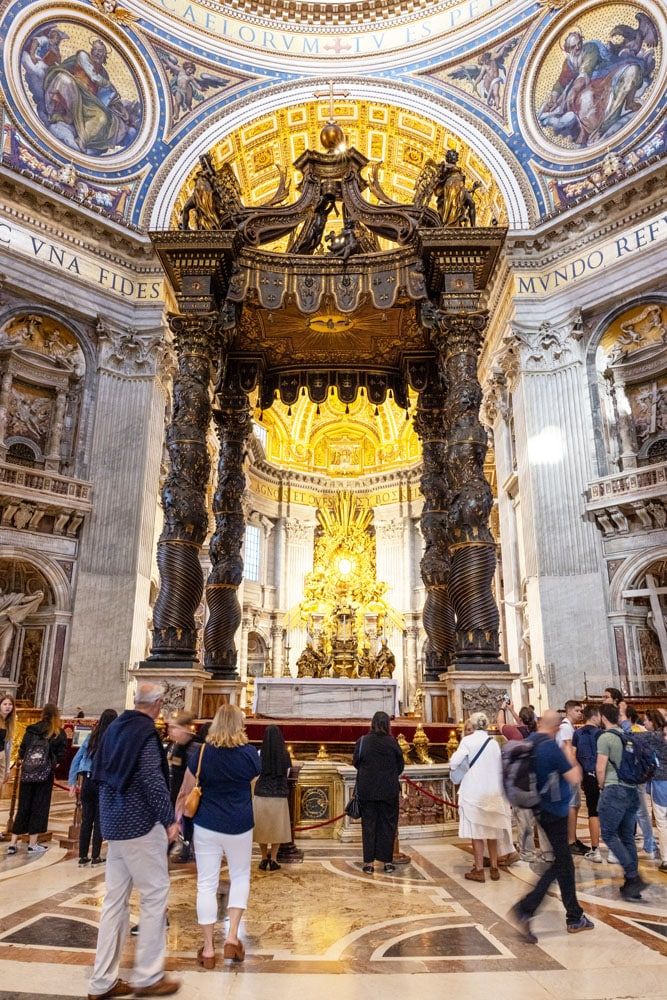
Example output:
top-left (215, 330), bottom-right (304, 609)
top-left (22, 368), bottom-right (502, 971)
top-left (87, 682), bottom-right (180, 999)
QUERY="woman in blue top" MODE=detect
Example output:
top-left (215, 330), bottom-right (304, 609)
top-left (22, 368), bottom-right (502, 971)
top-left (177, 703), bottom-right (260, 968)
top-left (68, 708), bottom-right (117, 865)
top-left (644, 710), bottom-right (667, 873)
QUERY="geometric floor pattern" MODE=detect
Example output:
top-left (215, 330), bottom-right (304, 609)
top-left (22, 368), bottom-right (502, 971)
top-left (0, 796), bottom-right (665, 999)
top-left (0, 841), bottom-right (667, 1000)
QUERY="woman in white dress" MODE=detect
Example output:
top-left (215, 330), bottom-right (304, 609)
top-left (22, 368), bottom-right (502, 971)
top-left (450, 711), bottom-right (512, 883)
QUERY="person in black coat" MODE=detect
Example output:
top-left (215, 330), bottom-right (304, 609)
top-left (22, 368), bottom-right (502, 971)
top-left (353, 710), bottom-right (405, 873)
top-left (8, 703), bottom-right (67, 855)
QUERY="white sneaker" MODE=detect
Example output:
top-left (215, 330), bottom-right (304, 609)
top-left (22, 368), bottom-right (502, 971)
top-left (607, 850), bottom-right (620, 864)
top-left (27, 844), bottom-right (47, 855)
top-left (585, 847), bottom-right (603, 863)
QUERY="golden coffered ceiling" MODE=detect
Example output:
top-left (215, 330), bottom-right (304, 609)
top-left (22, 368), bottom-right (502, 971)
top-left (172, 99), bottom-right (507, 241)
top-left (256, 390), bottom-right (420, 477)
top-left (237, 300), bottom-right (427, 369)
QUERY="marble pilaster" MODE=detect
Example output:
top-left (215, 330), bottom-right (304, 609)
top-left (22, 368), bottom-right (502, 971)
top-left (488, 309), bottom-right (611, 705)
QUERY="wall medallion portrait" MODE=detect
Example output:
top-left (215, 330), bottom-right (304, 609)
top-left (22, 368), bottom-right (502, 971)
top-left (18, 20), bottom-right (142, 156)
top-left (525, 2), bottom-right (665, 159)
top-left (5, 7), bottom-right (155, 168)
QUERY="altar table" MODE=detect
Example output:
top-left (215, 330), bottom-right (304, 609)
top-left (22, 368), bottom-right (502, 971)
top-left (253, 677), bottom-right (398, 719)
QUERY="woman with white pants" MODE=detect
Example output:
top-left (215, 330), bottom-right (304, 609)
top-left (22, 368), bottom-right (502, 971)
top-left (177, 704), bottom-right (260, 967)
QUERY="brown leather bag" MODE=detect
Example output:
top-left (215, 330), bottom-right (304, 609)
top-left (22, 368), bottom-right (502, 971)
top-left (183, 742), bottom-right (206, 819)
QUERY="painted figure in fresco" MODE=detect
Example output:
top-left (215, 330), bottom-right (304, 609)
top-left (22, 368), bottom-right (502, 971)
top-left (21, 27), bottom-right (142, 155)
top-left (449, 37), bottom-right (520, 110)
top-left (539, 13), bottom-right (658, 147)
top-left (158, 49), bottom-right (230, 121)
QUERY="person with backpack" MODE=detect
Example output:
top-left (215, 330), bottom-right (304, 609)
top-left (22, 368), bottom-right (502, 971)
top-left (597, 702), bottom-right (653, 900)
top-left (624, 706), bottom-right (658, 859)
top-left (7, 703), bottom-right (67, 855)
top-left (572, 705), bottom-right (603, 863)
top-left (644, 710), bottom-right (667, 873)
top-left (510, 710), bottom-right (594, 941)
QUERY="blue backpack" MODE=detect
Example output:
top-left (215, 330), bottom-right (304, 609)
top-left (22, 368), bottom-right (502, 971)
top-left (607, 730), bottom-right (658, 785)
top-left (573, 725), bottom-right (600, 775)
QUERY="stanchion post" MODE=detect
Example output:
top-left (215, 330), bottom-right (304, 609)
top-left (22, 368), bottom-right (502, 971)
top-left (276, 764), bottom-right (304, 864)
top-left (4, 762), bottom-right (20, 837)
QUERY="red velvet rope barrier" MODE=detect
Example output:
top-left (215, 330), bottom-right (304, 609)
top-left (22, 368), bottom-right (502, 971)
top-left (402, 775), bottom-right (459, 810)
top-left (296, 776), bottom-right (459, 831)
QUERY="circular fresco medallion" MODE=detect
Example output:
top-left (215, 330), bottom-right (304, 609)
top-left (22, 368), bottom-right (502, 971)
top-left (523, 1), bottom-right (666, 161)
top-left (5, 6), bottom-right (156, 169)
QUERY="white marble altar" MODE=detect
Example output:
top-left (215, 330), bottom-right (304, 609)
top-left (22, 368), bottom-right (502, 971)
top-left (253, 677), bottom-right (398, 719)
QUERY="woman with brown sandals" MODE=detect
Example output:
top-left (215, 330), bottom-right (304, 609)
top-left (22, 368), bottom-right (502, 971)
top-left (176, 704), bottom-right (260, 969)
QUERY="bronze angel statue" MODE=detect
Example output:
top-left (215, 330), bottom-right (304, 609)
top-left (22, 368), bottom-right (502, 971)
top-left (180, 156), bottom-right (289, 231)
top-left (412, 150), bottom-right (481, 227)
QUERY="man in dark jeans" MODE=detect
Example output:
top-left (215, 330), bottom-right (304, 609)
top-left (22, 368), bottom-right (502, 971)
top-left (511, 710), bottom-right (594, 943)
top-left (597, 703), bottom-right (647, 900)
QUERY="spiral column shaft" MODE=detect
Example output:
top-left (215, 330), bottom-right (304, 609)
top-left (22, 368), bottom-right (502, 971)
top-left (433, 311), bottom-right (502, 666)
top-left (414, 371), bottom-right (456, 679)
top-left (204, 385), bottom-right (251, 678)
top-left (150, 313), bottom-right (217, 661)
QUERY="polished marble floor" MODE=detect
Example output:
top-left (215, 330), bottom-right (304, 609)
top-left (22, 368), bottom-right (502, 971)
top-left (0, 793), bottom-right (665, 999)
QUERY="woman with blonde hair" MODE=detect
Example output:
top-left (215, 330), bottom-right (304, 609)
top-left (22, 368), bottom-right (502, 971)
top-left (8, 702), bottom-right (66, 855)
top-left (0, 693), bottom-right (16, 784)
top-left (176, 704), bottom-right (260, 968)
top-left (449, 711), bottom-right (512, 883)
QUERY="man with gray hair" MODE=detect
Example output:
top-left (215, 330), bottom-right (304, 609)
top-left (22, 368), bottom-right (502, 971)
top-left (88, 682), bottom-right (180, 998)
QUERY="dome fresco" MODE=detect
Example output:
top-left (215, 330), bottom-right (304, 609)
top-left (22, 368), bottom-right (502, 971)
top-left (0, 0), bottom-right (665, 228)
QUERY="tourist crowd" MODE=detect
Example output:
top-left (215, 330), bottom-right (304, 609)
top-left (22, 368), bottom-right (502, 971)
top-left (2, 681), bottom-right (666, 997)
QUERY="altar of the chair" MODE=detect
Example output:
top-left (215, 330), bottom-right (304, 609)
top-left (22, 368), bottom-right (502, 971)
top-left (253, 677), bottom-right (398, 719)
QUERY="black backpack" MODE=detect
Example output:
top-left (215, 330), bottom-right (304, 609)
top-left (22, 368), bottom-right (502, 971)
top-left (21, 735), bottom-right (53, 783)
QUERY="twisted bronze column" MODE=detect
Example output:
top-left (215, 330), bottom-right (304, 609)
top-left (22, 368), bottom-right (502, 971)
top-left (433, 311), bottom-right (502, 666)
top-left (414, 370), bottom-right (456, 679)
top-left (150, 313), bottom-right (216, 661)
top-left (204, 385), bottom-right (251, 678)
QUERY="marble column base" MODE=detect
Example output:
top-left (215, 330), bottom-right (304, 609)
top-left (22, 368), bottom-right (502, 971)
top-left (128, 664), bottom-right (211, 717)
top-left (201, 679), bottom-right (245, 719)
top-left (443, 669), bottom-right (520, 723)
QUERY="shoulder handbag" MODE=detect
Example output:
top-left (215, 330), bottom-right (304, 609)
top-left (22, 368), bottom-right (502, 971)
top-left (451, 736), bottom-right (492, 785)
top-left (346, 736), bottom-right (366, 819)
top-left (183, 743), bottom-right (206, 819)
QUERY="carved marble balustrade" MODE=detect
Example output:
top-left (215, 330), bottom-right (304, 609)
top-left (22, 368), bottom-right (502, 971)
top-left (0, 460), bottom-right (92, 536)
top-left (586, 460), bottom-right (667, 536)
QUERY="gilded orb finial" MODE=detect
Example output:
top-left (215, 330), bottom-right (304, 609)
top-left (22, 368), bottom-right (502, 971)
top-left (320, 121), bottom-right (345, 152)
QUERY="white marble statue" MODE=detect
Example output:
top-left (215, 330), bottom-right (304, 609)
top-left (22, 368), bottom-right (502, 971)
top-left (0, 591), bottom-right (44, 673)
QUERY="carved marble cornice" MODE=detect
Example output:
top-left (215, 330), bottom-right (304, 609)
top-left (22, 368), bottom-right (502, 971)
top-left (0, 169), bottom-right (154, 262)
top-left (506, 161), bottom-right (667, 269)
